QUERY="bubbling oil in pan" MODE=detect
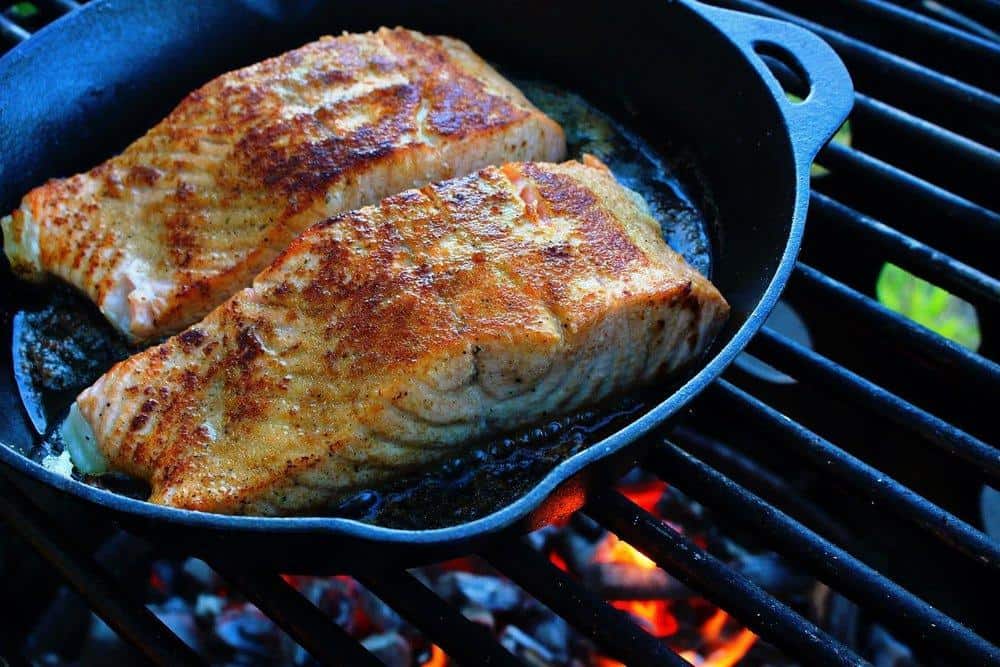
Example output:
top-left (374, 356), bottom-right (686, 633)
top-left (11, 82), bottom-right (714, 528)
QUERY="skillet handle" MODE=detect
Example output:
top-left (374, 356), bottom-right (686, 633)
top-left (692, 2), bottom-right (854, 166)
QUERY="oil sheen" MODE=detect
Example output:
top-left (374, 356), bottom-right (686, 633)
top-left (14, 82), bottom-right (714, 527)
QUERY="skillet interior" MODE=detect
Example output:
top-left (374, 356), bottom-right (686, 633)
top-left (11, 79), bottom-right (716, 528)
top-left (0, 0), bottom-right (826, 570)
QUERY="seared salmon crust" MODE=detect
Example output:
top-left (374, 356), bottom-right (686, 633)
top-left (2, 28), bottom-right (565, 340)
top-left (68, 159), bottom-right (728, 515)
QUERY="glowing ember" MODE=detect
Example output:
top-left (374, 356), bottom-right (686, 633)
top-left (548, 550), bottom-right (570, 572)
top-left (122, 473), bottom-right (775, 666)
top-left (611, 598), bottom-right (679, 637)
top-left (621, 478), bottom-right (669, 513)
top-left (588, 524), bottom-right (680, 638)
top-left (581, 480), bottom-right (761, 664)
top-left (703, 628), bottom-right (758, 667)
top-left (596, 533), bottom-right (658, 571)
top-left (695, 610), bottom-right (759, 666)
top-left (679, 649), bottom-right (701, 664)
top-left (701, 609), bottom-right (730, 643)
top-left (594, 658), bottom-right (626, 667)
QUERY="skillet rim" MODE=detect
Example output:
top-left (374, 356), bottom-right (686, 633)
top-left (0, 0), bottom-right (851, 546)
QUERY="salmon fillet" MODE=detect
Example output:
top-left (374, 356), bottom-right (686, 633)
top-left (1, 28), bottom-right (565, 341)
top-left (64, 159), bottom-right (729, 515)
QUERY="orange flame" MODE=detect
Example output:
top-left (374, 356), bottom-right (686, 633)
top-left (703, 628), bottom-right (758, 667)
top-left (592, 532), bottom-right (677, 637)
top-left (586, 505), bottom-right (758, 665)
top-left (611, 598), bottom-right (679, 637)
top-left (701, 609), bottom-right (729, 643)
top-left (679, 649), bottom-right (701, 664)
top-left (599, 534), bottom-right (658, 571)
top-left (422, 644), bottom-right (447, 667)
top-left (594, 658), bottom-right (626, 667)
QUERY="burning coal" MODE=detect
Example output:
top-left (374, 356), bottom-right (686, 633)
top-left (33, 471), bottom-right (829, 666)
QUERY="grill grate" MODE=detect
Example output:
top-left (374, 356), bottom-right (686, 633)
top-left (1, 1), bottom-right (998, 665)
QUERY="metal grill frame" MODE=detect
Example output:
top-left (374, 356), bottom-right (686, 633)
top-left (1, 1), bottom-right (997, 665)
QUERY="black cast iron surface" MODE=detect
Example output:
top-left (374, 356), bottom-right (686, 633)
top-left (2, 1), bottom-right (999, 666)
top-left (0, 0), bottom-right (852, 567)
top-left (12, 80), bottom-right (711, 530)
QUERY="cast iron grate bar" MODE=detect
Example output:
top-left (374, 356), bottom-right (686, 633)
top-left (748, 327), bottom-right (1000, 483)
top-left (847, 0), bottom-right (1000, 50)
top-left (584, 490), bottom-right (866, 667)
top-left (816, 142), bottom-right (1000, 242)
top-left (2, 2), bottom-right (997, 666)
top-left (808, 192), bottom-right (999, 308)
top-left (484, 540), bottom-right (689, 667)
top-left (644, 440), bottom-right (1000, 666)
top-left (894, 0), bottom-right (1000, 40)
top-left (798, 0), bottom-right (1000, 85)
top-left (355, 569), bottom-right (524, 667)
top-left (788, 263), bottom-right (1000, 390)
top-left (849, 94), bottom-right (1000, 204)
top-left (0, 0), bottom-right (81, 53)
top-left (756, 46), bottom-right (998, 210)
top-left (704, 380), bottom-right (1000, 569)
top-left (213, 566), bottom-right (382, 667)
top-left (0, 476), bottom-right (203, 666)
top-left (668, 425), bottom-right (858, 548)
top-left (0, 13), bottom-right (29, 44)
top-left (710, 0), bottom-right (1000, 145)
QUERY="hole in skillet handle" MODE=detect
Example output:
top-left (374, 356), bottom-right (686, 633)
top-left (691, 1), bottom-right (854, 165)
top-left (753, 41), bottom-right (812, 102)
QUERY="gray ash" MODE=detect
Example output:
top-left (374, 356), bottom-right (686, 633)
top-left (24, 472), bottom-right (817, 666)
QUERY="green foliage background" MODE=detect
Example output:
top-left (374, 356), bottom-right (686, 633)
top-left (813, 119), bottom-right (980, 351)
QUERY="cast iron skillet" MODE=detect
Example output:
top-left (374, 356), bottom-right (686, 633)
top-left (0, 0), bottom-right (852, 571)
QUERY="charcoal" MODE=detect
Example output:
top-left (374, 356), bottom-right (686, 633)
top-left (78, 615), bottom-right (143, 666)
top-left (148, 560), bottom-right (178, 597)
top-left (361, 631), bottom-right (412, 667)
top-left (150, 597), bottom-right (201, 651)
top-left (617, 468), bottom-right (653, 487)
top-left (553, 530), bottom-right (601, 575)
top-left (301, 578), bottom-right (359, 633)
top-left (584, 562), bottom-right (691, 600)
top-left (215, 604), bottom-right (281, 658)
top-left (181, 558), bottom-right (221, 590)
top-left (657, 486), bottom-right (705, 528)
top-left (23, 464), bottom-right (858, 667)
top-left (288, 640), bottom-right (312, 667)
top-left (500, 625), bottom-right (557, 666)
top-left (24, 586), bottom-right (92, 659)
top-left (529, 614), bottom-right (573, 663)
top-left (460, 605), bottom-right (496, 630)
top-left (194, 593), bottom-right (225, 619)
top-left (569, 513), bottom-right (604, 540)
top-left (867, 625), bottom-right (919, 667)
top-left (526, 525), bottom-right (560, 552)
top-left (435, 571), bottom-right (522, 612)
top-left (360, 589), bottom-right (406, 633)
top-left (732, 552), bottom-right (813, 600)
top-left (820, 591), bottom-right (862, 647)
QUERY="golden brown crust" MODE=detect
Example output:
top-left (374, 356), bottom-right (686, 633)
top-left (76, 159), bottom-right (727, 515)
top-left (4, 28), bottom-right (565, 340)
